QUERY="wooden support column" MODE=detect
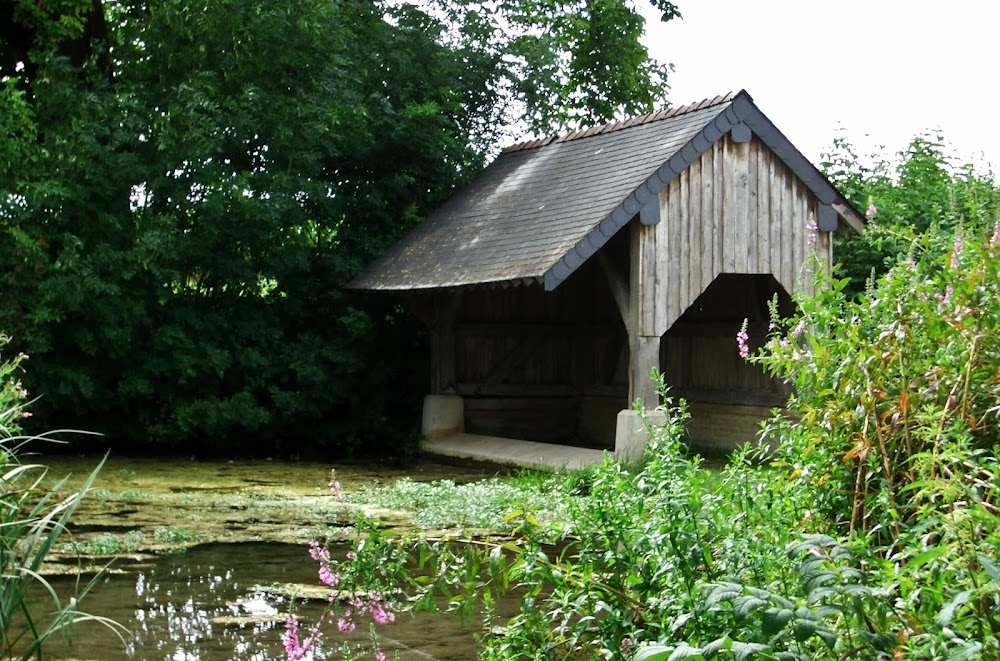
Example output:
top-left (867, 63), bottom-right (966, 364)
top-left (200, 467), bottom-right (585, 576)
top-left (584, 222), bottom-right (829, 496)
top-left (628, 213), bottom-right (661, 409)
top-left (429, 291), bottom-right (462, 394)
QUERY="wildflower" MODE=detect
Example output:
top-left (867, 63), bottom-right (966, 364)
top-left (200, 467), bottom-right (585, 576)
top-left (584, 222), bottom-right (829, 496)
top-left (328, 475), bottom-right (343, 502)
top-left (951, 232), bottom-right (963, 269)
top-left (371, 602), bottom-right (395, 625)
top-left (375, 653), bottom-right (387, 661)
top-left (282, 617), bottom-right (315, 660)
top-left (308, 540), bottom-right (330, 564)
top-left (620, 638), bottom-right (634, 653)
top-left (791, 320), bottom-right (805, 338)
top-left (992, 217), bottom-right (1000, 247)
top-left (337, 616), bottom-right (355, 633)
top-left (346, 550), bottom-right (357, 561)
top-left (805, 216), bottom-right (818, 246)
top-left (736, 320), bottom-right (750, 360)
top-left (866, 204), bottom-right (877, 218)
top-left (318, 566), bottom-right (339, 587)
top-left (935, 285), bottom-right (954, 306)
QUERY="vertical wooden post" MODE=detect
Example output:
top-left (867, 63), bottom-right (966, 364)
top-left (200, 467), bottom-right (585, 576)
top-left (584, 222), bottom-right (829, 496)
top-left (429, 291), bottom-right (462, 394)
top-left (628, 217), bottom-right (661, 409)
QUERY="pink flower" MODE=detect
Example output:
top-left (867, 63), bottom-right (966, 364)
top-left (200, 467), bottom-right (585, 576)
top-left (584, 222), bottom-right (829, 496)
top-left (736, 320), bottom-right (750, 360)
top-left (318, 566), bottom-right (339, 587)
top-left (866, 204), bottom-right (877, 218)
top-left (282, 617), bottom-right (315, 660)
top-left (951, 232), bottom-right (963, 269)
top-left (328, 479), bottom-right (343, 502)
top-left (346, 551), bottom-right (357, 561)
top-left (375, 653), bottom-right (387, 661)
top-left (806, 216), bottom-right (818, 245)
top-left (337, 616), bottom-right (355, 633)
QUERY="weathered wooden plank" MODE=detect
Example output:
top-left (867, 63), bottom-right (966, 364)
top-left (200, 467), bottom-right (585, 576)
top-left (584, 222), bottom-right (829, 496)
top-left (634, 224), bottom-right (657, 337)
top-left (700, 145), bottom-right (715, 293)
top-left (780, 169), bottom-right (795, 296)
top-left (713, 138), bottom-right (724, 279)
top-left (431, 292), bottom-right (463, 394)
top-left (747, 139), bottom-right (759, 273)
top-left (733, 139), bottom-right (750, 273)
top-left (757, 145), bottom-right (771, 275)
top-left (654, 188), bottom-right (671, 335)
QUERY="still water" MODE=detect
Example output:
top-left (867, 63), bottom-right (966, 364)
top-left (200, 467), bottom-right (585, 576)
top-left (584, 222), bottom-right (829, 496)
top-left (41, 542), bottom-right (484, 660)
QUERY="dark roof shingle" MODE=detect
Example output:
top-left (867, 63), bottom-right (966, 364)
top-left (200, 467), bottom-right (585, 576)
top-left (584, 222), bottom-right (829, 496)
top-left (349, 91), bottom-right (862, 292)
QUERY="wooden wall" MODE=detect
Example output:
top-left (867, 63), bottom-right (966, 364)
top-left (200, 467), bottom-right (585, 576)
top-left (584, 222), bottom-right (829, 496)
top-left (653, 133), bottom-right (832, 334)
top-left (448, 248), bottom-right (628, 449)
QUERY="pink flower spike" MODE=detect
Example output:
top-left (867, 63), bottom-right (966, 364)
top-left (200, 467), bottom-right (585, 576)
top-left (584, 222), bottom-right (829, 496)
top-left (375, 653), bottom-right (387, 661)
top-left (866, 204), bottom-right (877, 218)
top-left (736, 320), bottom-right (750, 360)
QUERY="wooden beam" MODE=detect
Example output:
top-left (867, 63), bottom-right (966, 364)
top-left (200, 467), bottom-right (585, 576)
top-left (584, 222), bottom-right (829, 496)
top-left (456, 384), bottom-right (576, 397)
top-left (430, 291), bottom-right (462, 394)
top-left (597, 250), bottom-right (630, 326)
top-left (627, 220), bottom-right (662, 408)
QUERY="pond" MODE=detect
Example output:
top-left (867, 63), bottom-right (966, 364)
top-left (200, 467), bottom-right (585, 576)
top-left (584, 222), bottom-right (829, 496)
top-left (37, 542), bottom-right (490, 660)
top-left (28, 455), bottom-right (510, 660)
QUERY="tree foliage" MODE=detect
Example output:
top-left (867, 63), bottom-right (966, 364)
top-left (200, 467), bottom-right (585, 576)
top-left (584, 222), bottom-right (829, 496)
top-left (0, 0), bottom-right (679, 454)
top-left (822, 135), bottom-right (1000, 296)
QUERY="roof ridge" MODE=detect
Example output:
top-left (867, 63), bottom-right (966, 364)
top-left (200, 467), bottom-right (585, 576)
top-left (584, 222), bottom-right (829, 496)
top-left (501, 91), bottom-right (740, 154)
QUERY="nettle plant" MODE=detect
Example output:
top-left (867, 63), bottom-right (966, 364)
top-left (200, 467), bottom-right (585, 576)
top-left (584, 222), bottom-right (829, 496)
top-left (661, 222), bottom-right (1000, 660)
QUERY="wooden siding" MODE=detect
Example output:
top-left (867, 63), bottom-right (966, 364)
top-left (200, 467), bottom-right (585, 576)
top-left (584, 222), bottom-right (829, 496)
top-left (654, 134), bottom-right (832, 334)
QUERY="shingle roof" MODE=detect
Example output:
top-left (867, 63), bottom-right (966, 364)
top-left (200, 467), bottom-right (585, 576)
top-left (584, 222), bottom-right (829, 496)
top-left (349, 90), bottom-right (863, 292)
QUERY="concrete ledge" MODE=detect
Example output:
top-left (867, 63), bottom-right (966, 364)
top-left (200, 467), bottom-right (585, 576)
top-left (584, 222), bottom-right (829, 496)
top-left (422, 433), bottom-right (606, 471)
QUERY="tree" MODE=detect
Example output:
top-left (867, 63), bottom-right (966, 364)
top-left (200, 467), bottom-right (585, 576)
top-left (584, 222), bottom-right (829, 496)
top-left (1, 0), bottom-right (680, 455)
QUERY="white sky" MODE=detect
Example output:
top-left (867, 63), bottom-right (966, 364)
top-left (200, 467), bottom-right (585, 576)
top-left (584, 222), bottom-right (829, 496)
top-left (640, 0), bottom-right (999, 173)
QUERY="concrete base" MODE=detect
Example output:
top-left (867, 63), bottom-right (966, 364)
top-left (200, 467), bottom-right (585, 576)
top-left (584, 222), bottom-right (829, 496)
top-left (421, 395), bottom-right (465, 440)
top-left (614, 409), bottom-right (667, 462)
top-left (422, 433), bottom-right (606, 471)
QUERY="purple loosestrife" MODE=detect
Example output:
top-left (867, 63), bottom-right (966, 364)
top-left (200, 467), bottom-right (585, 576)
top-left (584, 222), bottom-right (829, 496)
top-left (282, 617), bottom-right (316, 660)
top-left (736, 320), bottom-right (750, 360)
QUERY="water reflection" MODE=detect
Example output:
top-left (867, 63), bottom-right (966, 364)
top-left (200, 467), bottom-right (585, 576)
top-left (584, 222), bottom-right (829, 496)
top-left (39, 542), bottom-right (483, 660)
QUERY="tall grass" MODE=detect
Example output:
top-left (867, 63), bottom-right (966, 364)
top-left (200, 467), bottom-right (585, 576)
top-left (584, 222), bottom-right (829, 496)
top-left (0, 336), bottom-right (124, 658)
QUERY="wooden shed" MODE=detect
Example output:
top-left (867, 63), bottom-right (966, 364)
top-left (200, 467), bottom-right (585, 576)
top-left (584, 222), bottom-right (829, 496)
top-left (349, 91), bottom-right (864, 467)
